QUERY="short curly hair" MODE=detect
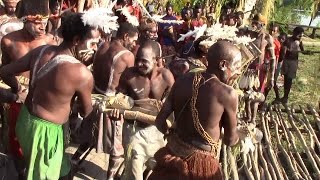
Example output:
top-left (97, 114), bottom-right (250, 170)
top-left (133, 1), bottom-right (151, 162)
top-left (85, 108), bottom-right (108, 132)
top-left (139, 17), bottom-right (157, 32)
top-left (61, 12), bottom-right (95, 43)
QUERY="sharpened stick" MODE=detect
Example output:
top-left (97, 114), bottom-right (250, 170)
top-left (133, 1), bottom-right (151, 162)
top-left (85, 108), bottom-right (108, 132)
top-left (274, 106), bottom-right (312, 180)
top-left (222, 144), bottom-right (229, 180)
top-left (299, 105), bottom-right (320, 151)
top-left (261, 112), bottom-right (283, 179)
top-left (227, 146), bottom-right (239, 180)
top-left (284, 106), bottom-right (320, 178)
top-left (258, 143), bottom-right (272, 180)
top-left (272, 110), bottom-right (300, 180)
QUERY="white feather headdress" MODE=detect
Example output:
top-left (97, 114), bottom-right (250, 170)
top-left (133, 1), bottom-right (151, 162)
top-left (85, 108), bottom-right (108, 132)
top-left (199, 23), bottom-right (255, 48)
top-left (81, 7), bottom-right (119, 34)
top-left (177, 24), bottom-right (207, 42)
top-left (118, 6), bottom-right (139, 26)
top-left (151, 15), bottom-right (184, 25)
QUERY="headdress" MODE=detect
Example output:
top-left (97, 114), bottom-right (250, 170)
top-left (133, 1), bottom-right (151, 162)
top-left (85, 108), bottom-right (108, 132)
top-left (3, 0), bottom-right (19, 3)
top-left (118, 6), bottom-right (139, 27)
top-left (198, 23), bottom-right (255, 48)
top-left (17, 0), bottom-right (49, 21)
top-left (82, 7), bottom-right (119, 34)
top-left (132, 0), bottom-right (184, 25)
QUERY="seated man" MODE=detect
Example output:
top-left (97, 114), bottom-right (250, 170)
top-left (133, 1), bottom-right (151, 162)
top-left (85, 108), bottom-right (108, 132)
top-left (115, 40), bottom-right (174, 180)
top-left (149, 40), bottom-right (240, 180)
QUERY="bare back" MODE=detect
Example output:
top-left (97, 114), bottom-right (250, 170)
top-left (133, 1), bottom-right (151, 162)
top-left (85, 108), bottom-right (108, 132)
top-left (1, 29), bottom-right (55, 78)
top-left (171, 72), bottom-right (238, 145)
top-left (93, 40), bottom-right (134, 95)
top-left (26, 46), bottom-right (93, 124)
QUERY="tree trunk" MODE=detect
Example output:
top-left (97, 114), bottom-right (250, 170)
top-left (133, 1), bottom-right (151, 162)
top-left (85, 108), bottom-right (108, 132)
top-left (311, 28), bottom-right (317, 39)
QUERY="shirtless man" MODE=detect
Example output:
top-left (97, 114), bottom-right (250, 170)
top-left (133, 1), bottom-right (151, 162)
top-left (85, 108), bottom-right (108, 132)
top-left (263, 24), bottom-right (282, 102)
top-left (116, 40), bottom-right (174, 180)
top-left (0, 0), bottom-right (55, 176)
top-left (245, 14), bottom-right (275, 121)
top-left (132, 17), bottom-right (158, 56)
top-left (93, 22), bottom-right (138, 96)
top-left (278, 27), bottom-right (305, 104)
top-left (0, 12), bottom-right (95, 179)
top-left (249, 14), bottom-right (276, 93)
top-left (92, 22), bottom-right (138, 179)
top-left (149, 40), bottom-right (240, 180)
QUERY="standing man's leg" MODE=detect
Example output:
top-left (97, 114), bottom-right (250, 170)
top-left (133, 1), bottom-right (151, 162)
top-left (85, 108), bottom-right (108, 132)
top-left (107, 117), bottom-right (125, 180)
top-left (282, 74), bottom-right (293, 104)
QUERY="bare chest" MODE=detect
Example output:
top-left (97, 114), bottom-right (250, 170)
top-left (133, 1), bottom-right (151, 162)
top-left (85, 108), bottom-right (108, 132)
top-left (9, 40), bottom-right (47, 61)
top-left (127, 75), bottom-right (167, 100)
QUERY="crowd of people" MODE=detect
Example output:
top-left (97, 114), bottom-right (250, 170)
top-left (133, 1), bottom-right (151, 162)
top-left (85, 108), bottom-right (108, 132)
top-left (0, 0), bottom-right (308, 180)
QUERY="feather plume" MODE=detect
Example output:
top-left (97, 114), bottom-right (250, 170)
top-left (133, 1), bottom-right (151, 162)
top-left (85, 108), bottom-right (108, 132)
top-left (118, 6), bottom-right (139, 26)
top-left (81, 7), bottom-right (119, 34)
top-left (199, 23), bottom-right (255, 48)
top-left (177, 24), bottom-right (207, 42)
top-left (152, 15), bottom-right (184, 25)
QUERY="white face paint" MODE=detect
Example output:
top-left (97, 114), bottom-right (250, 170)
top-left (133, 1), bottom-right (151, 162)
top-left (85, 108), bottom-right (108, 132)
top-left (76, 29), bottom-right (101, 62)
top-left (24, 19), bottom-right (48, 38)
top-left (230, 52), bottom-right (242, 76)
top-left (136, 47), bottom-right (156, 75)
top-left (225, 52), bottom-right (242, 85)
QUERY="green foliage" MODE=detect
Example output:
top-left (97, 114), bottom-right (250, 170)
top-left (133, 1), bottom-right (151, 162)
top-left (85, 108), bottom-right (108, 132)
top-left (271, 4), bottom-right (302, 32)
top-left (267, 45), bottom-right (320, 106)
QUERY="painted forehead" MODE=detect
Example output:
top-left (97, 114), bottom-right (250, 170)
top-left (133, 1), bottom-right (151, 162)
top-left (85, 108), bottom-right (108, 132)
top-left (137, 47), bottom-right (155, 60)
top-left (233, 52), bottom-right (242, 63)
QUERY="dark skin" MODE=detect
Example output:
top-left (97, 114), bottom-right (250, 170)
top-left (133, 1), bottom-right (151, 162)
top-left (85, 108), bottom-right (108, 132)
top-left (0, 1), bottom-right (18, 16)
top-left (0, 40), bottom-right (94, 125)
top-left (93, 33), bottom-right (138, 94)
top-left (250, 21), bottom-right (276, 89)
top-left (156, 41), bottom-right (241, 146)
top-left (1, 20), bottom-right (56, 78)
top-left (132, 24), bottom-right (158, 56)
top-left (117, 46), bottom-right (174, 101)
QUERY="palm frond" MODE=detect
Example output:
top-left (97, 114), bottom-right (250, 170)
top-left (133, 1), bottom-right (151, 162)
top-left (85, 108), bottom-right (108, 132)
top-left (311, 0), bottom-right (320, 19)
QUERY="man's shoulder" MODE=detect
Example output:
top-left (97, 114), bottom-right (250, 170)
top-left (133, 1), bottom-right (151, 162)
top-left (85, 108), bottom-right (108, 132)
top-left (158, 67), bottom-right (171, 74)
top-left (217, 83), bottom-right (238, 102)
top-left (58, 60), bottom-right (92, 80)
top-left (1, 30), bottom-right (22, 46)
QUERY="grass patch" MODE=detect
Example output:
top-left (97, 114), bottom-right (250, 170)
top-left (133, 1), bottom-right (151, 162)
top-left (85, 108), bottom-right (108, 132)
top-left (266, 44), bottom-right (320, 108)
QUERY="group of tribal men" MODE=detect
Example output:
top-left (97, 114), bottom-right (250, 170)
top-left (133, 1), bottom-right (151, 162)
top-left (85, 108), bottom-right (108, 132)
top-left (0, 0), bottom-right (307, 180)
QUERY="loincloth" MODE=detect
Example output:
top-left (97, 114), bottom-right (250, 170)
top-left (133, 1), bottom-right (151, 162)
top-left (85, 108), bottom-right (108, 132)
top-left (282, 59), bottom-right (298, 79)
top-left (5, 102), bottom-right (23, 158)
top-left (149, 134), bottom-right (223, 180)
top-left (16, 105), bottom-right (70, 179)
